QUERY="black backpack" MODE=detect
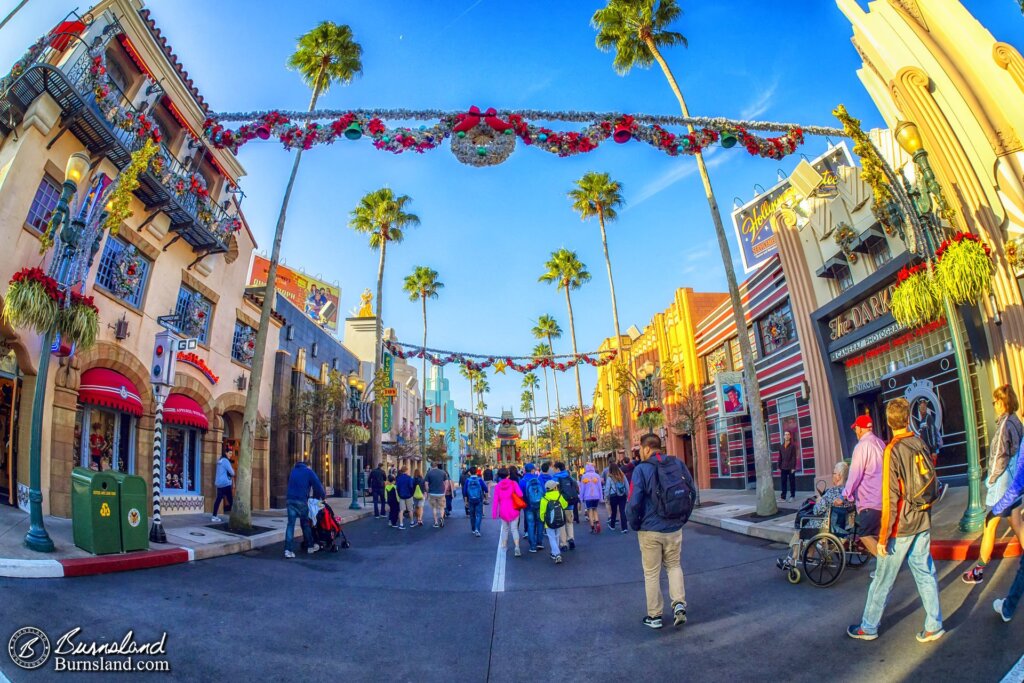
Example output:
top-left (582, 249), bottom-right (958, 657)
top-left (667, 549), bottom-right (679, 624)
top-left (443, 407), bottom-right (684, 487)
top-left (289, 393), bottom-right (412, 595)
top-left (545, 497), bottom-right (566, 528)
top-left (643, 455), bottom-right (696, 524)
top-left (558, 476), bottom-right (580, 505)
top-left (897, 435), bottom-right (940, 511)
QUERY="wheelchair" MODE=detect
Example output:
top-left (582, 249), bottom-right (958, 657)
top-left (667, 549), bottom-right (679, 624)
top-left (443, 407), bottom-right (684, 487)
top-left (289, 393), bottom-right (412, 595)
top-left (785, 482), bottom-right (872, 588)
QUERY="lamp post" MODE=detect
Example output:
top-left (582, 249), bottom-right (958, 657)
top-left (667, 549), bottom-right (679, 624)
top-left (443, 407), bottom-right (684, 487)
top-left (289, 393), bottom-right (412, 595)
top-left (347, 371), bottom-right (365, 510)
top-left (25, 152), bottom-right (111, 552)
top-left (884, 121), bottom-right (984, 533)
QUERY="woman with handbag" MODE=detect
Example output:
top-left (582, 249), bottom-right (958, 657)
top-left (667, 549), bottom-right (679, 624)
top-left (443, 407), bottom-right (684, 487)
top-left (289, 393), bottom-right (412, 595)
top-left (491, 467), bottom-right (526, 557)
top-left (963, 384), bottom-right (1024, 585)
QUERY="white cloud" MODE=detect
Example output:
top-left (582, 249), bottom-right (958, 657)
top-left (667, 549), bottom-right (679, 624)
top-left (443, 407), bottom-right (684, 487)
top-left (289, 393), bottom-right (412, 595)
top-left (629, 150), bottom-right (727, 209)
top-left (740, 79), bottom-right (778, 120)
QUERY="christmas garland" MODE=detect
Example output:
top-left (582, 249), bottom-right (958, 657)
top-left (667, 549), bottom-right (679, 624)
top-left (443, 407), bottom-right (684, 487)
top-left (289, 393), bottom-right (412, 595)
top-left (833, 105), bottom-right (900, 236)
top-left (0, 34), bottom-right (49, 97)
top-left (110, 244), bottom-right (145, 299)
top-left (104, 138), bottom-right (159, 235)
top-left (457, 410), bottom-right (548, 425)
top-left (383, 339), bottom-right (617, 373)
top-left (834, 223), bottom-right (859, 264)
top-left (203, 107), bottom-right (809, 165)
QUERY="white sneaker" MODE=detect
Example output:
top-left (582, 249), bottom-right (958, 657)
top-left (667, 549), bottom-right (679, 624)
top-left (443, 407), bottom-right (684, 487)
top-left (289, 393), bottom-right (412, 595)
top-left (994, 599), bottom-right (1012, 623)
top-left (284, 550), bottom-right (295, 559)
top-left (307, 544), bottom-right (320, 555)
top-left (211, 516), bottom-right (222, 523)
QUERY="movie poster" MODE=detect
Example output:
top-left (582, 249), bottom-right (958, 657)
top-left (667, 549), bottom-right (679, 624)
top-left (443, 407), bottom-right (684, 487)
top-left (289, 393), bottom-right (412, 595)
top-left (248, 256), bottom-right (340, 332)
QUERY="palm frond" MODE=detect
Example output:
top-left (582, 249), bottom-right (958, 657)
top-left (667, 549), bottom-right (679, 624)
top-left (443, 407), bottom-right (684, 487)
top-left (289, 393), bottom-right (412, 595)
top-left (287, 21), bottom-right (363, 95)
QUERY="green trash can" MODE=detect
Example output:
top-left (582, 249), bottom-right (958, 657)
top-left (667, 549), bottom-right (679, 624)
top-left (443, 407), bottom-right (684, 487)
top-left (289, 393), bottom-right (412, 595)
top-left (108, 471), bottom-right (149, 552)
top-left (71, 467), bottom-right (122, 555)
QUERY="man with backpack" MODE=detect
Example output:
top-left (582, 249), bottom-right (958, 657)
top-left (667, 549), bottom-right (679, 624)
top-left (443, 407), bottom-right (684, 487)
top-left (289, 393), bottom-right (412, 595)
top-left (553, 461), bottom-right (580, 551)
top-left (395, 467), bottom-right (415, 530)
top-left (848, 397), bottom-right (944, 643)
top-left (463, 466), bottom-right (488, 537)
top-left (626, 434), bottom-right (696, 630)
top-left (520, 463), bottom-right (545, 552)
top-left (539, 480), bottom-right (569, 564)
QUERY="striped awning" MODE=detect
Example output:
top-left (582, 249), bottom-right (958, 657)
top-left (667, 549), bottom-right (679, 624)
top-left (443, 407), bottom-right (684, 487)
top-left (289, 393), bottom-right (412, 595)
top-left (164, 394), bottom-right (209, 430)
top-left (79, 369), bottom-right (144, 416)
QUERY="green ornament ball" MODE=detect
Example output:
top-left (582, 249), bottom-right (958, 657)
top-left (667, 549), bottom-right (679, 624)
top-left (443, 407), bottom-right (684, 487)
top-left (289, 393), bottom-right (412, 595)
top-left (382, 136), bottom-right (391, 143)
top-left (476, 146), bottom-right (487, 156)
top-left (457, 131), bottom-right (466, 138)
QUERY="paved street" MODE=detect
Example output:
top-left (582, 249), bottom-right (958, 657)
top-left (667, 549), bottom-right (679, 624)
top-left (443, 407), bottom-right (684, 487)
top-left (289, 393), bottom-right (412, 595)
top-left (2, 504), bottom-right (1022, 682)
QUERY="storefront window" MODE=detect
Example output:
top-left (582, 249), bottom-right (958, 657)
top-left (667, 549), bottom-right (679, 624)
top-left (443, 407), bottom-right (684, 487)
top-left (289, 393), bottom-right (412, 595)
top-left (165, 427), bottom-right (200, 493)
top-left (843, 324), bottom-right (953, 395)
top-left (74, 405), bottom-right (135, 472)
top-left (758, 302), bottom-right (796, 356)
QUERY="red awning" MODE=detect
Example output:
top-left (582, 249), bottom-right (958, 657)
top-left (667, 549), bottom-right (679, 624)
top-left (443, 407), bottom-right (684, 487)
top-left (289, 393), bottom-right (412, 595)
top-left (49, 20), bottom-right (86, 52)
top-left (79, 369), bottom-right (144, 416)
top-left (164, 394), bottom-right (209, 430)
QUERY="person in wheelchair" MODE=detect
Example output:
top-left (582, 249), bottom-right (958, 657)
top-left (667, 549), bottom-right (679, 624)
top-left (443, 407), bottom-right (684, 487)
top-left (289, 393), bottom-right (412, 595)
top-left (778, 461), bottom-right (854, 570)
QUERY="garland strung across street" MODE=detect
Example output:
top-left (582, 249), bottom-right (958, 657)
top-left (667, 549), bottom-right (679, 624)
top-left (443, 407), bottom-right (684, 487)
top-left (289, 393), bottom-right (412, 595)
top-left (383, 339), bottom-right (617, 373)
top-left (201, 107), bottom-right (850, 166)
top-left (457, 411), bottom-right (549, 426)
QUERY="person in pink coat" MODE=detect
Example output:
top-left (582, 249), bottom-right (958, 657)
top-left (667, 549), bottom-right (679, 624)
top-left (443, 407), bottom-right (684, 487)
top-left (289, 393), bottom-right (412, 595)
top-left (491, 467), bottom-right (524, 557)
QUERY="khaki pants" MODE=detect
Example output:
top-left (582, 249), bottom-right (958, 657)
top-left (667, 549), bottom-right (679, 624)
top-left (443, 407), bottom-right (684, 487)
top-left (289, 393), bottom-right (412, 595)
top-left (558, 507), bottom-right (576, 545)
top-left (637, 529), bottom-right (686, 617)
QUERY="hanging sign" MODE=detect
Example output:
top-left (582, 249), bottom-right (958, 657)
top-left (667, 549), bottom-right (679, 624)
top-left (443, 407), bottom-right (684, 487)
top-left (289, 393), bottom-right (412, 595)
top-left (381, 351), bottom-right (394, 433)
top-left (732, 143), bottom-right (854, 273)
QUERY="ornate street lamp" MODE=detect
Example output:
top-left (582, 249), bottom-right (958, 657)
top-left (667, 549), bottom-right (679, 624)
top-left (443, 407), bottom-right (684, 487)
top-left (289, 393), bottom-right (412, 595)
top-left (617, 361), bottom-right (665, 437)
top-left (25, 152), bottom-right (113, 552)
top-left (347, 370), bottom-right (366, 510)
top-left (883, 120), bottom-right (984, 532)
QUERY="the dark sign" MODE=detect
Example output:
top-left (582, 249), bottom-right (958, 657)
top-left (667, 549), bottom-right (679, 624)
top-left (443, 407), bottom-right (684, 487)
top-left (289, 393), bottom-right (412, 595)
top-left (828, 283), bottom-right (899, 341)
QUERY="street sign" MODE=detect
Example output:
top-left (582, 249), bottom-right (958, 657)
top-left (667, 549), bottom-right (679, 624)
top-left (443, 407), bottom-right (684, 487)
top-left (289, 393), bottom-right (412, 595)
top-left (176, 338), bottom-right (199, 351)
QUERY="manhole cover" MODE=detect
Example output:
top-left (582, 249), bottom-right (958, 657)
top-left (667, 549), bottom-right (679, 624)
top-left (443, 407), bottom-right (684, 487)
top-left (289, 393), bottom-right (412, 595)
top-left (189, 531), bottom-right (207, 537)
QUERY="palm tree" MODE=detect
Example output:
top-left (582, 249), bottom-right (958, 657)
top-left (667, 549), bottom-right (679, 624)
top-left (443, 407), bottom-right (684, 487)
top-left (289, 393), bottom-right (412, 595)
top-left (592, 0), bottom-right (775, 514)
top-left (539, 249), bottom-right (591, 460)
top-left (474, 374), bottom-right (490, 460)
top-left (402, 266), bottom-right (444, 459)
top-left (522, 372), bottom-right (540, 456)
top-left (349, 188), bottom-right (421, 467)
top-left (233, 22), bottom-right (362, 529)
top-left (568, 170), bottom-right (632, 455)
top-left (520, 390), bottom-right (535, 455)
top-left (532, 316), bottom-right (564, 444)
top-left (530, 343), bottom-right (554, 452)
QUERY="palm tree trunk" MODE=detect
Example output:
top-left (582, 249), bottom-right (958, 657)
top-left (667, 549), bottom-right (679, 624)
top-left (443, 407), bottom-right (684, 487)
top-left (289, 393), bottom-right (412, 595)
top-left (232, 78), bottom-right (325, 529)
top-left (645, 38), bottom-right (775, 515)
top-left (547, 334), bottom-right (562, 446)
top-left (597, 207), bottom-right (632, 459)
top-left (540, 368), bottom-right (552, 453)
top-left (421, 294), bottom-right (428, 463)
top-left (373, 233), bottom-right (387, 467)
top-left (564, 287), bottom-right (586, 467)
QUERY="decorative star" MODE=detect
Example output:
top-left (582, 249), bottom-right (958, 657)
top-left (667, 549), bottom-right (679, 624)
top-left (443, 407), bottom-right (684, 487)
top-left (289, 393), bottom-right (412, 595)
top-left (494, 359), bottom-right (507, 374)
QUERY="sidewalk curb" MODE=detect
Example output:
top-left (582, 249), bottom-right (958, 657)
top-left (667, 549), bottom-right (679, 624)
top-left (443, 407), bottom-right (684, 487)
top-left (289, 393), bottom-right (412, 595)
top-left (0, 510), bottom-right (373, 578)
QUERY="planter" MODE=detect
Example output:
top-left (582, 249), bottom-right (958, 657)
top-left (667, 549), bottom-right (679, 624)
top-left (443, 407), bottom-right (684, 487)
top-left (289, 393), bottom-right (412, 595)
top-left (3, 268), bottom-right (60, 334)
top-left (58, 293), bottom-right (99, 348)
top-left (890, 263), bottom-right (942, 328)
top-left (935, 232), bottom-right (992, 306)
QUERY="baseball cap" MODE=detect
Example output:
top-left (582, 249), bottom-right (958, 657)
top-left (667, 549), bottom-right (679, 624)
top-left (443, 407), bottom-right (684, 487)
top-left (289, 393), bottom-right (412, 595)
top-left (524, 463), bottom-right (535, 472)
top-left (851, 415), bottom-right (873, 430)
top-left (545, 480), bottom-right (559, 490)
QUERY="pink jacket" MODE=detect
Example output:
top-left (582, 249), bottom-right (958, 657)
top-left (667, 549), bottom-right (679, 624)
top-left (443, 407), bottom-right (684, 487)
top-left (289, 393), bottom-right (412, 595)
top-left (491, 478), bottom-right (523, 522)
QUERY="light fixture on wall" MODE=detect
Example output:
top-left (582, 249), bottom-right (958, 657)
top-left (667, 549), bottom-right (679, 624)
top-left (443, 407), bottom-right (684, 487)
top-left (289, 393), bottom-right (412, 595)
top-left (108, 313), bottom-right (130, 341)
top-left (311, 342), bottom-right (319, 358)
top-left (236, 374), bottom-right (247, 391)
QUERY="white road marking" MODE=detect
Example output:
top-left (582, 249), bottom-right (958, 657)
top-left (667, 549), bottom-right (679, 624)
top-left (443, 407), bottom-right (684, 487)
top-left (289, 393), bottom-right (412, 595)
top-left (491, 533), bottom-right (506, 593)
top-left (0, 668), bottom-right (12, 683)
top-left (1001, 653), bottom-right (1024, 683)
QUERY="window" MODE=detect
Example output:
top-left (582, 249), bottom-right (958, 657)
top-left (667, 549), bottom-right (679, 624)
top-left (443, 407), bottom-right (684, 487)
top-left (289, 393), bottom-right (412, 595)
top-left (730, 337), bottom-right (743, 371)
top-left (704, 346), bottom-right (727, 384)
top-left (231, 320), bottom-right (256, 366)
top-left (869, 239), bottom-right (892, 269)
top-left (174, 285), bottom-right (213, 344)
top-left (25, 176), bottom-right (62, 233)
top-left (833, 264), bottom-right (854, 293)
top-left (74, 405), bottom-right (135, 473)
top-left (95, 236), bottom-right (151, 308)
top-left (164, 427), bottom-right (200, 493)
top-left (758, 301), bottom-right (796, 356)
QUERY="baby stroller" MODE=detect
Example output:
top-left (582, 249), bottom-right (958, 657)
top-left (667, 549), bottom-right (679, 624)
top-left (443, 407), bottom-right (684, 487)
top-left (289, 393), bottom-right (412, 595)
top-left (302, 500), bottom-right (351, 552)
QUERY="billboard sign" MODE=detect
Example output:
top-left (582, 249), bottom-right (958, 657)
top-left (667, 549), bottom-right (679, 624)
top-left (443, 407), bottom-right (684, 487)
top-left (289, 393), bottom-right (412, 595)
top-left (731, 143), bottom-right (854, 273)
top-left (381, 351), bottom-right (394, 433)
top-left (248, 256), bottom-right (340, 332)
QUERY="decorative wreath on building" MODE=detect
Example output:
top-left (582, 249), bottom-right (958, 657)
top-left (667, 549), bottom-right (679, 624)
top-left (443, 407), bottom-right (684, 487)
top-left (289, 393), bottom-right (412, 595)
top-left (834, 223), bottom-right (859, 264)
top-left (450, 107), bottom-right (517, 167)
top-left (233, 324), bottom-right (256, 364)
top-left (764, 310), bottom-right (790, 348)
top-left (182, 293), bottom-right (209, 338)
top-left (110, 245), bottom-right (144, 299)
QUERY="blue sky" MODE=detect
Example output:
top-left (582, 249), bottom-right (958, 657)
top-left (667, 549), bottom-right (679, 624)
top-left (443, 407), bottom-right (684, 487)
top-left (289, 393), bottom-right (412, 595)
top-left (3, 0), bottom-right (1023, 418)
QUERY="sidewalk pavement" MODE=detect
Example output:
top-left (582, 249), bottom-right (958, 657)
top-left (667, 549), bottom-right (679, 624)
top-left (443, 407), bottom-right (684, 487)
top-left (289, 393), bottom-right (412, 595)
top-left (690, 484), bottom-right (1021, 561)
top-left (0, 495), bottom-right (374, 579)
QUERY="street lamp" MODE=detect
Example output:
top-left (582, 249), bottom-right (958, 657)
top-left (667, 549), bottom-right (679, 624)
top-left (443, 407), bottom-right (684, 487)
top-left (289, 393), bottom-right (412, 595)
top-left (346, 370), bottom-right (366, 510)
top-left (884, 120), bottom-right (984, 532)
top-left (25, 151), bottom-right (110, 552)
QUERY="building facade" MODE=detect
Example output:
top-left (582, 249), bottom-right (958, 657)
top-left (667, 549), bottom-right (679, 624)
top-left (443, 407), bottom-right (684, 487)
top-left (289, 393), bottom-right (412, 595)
top-left (423, 366), bottom-right (461, 481)
top-left (0, 1), bottom-right (279, 516)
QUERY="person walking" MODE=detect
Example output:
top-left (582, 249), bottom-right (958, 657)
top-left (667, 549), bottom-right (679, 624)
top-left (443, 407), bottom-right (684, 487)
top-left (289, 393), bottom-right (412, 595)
top-left (579, 463), bottom-right (604, 534)
top-left (848, 398), bottom-right (944, 643)
top-left (211, 451), bottom-right (235, 523)
top-left (411, 468), bottom-right (426, 527)
top-left (508, 465), bottom-right (521, 483)
top-left (520, 463), bottom-right (545, 552)
top-left (395, 467), bottom-right (414, 529)
top-left (553, 461), bottom-right (580, 551)
top-left (385, 475), bottom-right (400, 528)
top-left (425, 462), bottom-right (449, 528)
top-left (605, 462), bottom-right (629, 533)
top-left (492, 467), bottom-right (524, 557)
top-left (963, 385), bottom-right (1023, 585)
top-left (369, 462), bottom-right (387, 519)
top-left (991, 442), bottom-right (1024, 621)
top-left (483, 466), bottom-right (495, 484)
top-left (776, 431), bottom-right (797, 502)
top-left (540, 480), bottom-right (569, 564)
top-left (839, 415), bottom-right (886, 558)
top-left (284, 460), bottom-right (326, 559)
top-left (463, 466), bottom-right (488, 537)
top-left (460, 467), bottom-right (470, 516)
top-left (444, 475), bottom-right (454, 519)
top-left (539, 461), bottom-right (554, 487)
top-left (627, 434), bottom-right (694, 629)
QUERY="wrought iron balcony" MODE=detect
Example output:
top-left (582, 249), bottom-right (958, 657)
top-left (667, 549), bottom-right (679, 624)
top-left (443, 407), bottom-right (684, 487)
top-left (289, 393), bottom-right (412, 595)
top-left (0, 32), bottom-right (234, 257)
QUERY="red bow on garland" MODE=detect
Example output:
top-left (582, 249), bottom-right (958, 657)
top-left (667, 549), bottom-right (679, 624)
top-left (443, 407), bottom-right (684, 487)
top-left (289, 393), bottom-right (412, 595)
top-left (453, 106), bottom-right (514, 134)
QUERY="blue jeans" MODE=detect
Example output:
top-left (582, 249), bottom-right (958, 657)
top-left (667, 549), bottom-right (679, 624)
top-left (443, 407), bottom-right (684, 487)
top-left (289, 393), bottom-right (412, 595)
top-left (860, 531), bottom-right (942, 635)
top-left (468, 499), bottom-right (483, 532)
top-left (1004, 554), bottom-right (1024, 616)
top-left (285, 499), bottom-right (314, 553)
top-left (371, 489), bottom-right (385, 517)
top-left (524, 507), bottom-right (542, 549)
